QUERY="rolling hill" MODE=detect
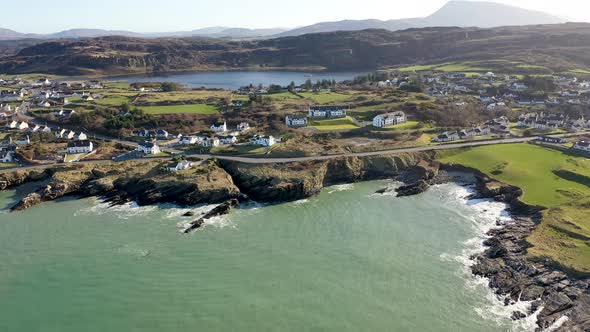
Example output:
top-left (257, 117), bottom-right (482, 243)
top-left (2, 23), bottom-right (590, 76)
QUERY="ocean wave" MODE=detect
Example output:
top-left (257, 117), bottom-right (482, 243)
top-left (75, 199), bottom-right (159, 220)
top-left (437, 183), bottom-right (538, 331)
top-left (326, 183), bottom-right (355, 194)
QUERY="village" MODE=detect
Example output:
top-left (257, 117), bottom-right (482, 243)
top-left (1, 69), bottom-right (590, 171)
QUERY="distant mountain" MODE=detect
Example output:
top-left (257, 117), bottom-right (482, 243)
top-left (0, 27), bottom-right (288, 41)
top-left (0, 1), bottom-right (569, 41)
top-left (276, 0), bottom-right (566, 37)
top-left (4, 23), bottom-right (590, 76)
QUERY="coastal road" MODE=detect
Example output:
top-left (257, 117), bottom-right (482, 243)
top-left (1, 132), bottom-right (587, 173)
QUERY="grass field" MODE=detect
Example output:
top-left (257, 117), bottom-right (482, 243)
top-left (299, 92), bottom-right (352, 104)
top-left (376, 121), bottom-right (424, 131)
top-left (140, 104), bottom-right (219, 115)
top-left (308, 116), bottom-right (359, 131)
top-left (440, 144), bottom-right (590, 274)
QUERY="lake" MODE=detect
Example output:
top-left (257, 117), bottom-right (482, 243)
top-left (0, 181), bottom-right (538, 332)
top-left (102, 70), bottom-right (365, 89)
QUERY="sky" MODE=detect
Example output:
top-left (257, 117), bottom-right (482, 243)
top-left (1, 0), bottom-right (589, 33)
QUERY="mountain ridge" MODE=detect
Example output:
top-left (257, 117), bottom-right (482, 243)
top-left (0, 1), bottom-right (567, 41)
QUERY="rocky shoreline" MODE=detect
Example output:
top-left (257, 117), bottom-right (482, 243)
top-left (2, 154), bottom-right (589, 330)
top-left (439, 164), bottom-right (590, 332)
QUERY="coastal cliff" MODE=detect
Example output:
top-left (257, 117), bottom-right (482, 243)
top-left (2, 152), bottom-right (434, 211)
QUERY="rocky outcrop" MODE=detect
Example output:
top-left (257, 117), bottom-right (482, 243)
top-left (220, 153), bottom-right (434, 202)
top-left (183, 199), bottom-right (240, 234)
top-left (0, 168), bottom-right (53, 190)
top-left (464, 174), bottom-right (590, 331)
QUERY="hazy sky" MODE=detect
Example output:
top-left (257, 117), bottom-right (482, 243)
top-left (1, 0), bottom-right (589, 33)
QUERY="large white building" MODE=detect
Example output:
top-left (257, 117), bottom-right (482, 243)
top-left (67, 140), bottom-right (94, 154)
top-left (308, 106), bottom-right (348, 119)
top-left (372, 111), bottom-right (406, 128)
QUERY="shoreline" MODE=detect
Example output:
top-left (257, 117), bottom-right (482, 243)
top-left (1, 155), bottom-right (589, 330)
top-left (439, 164), bottom-right (590, 331)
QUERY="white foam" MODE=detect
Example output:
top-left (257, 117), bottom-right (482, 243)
top-left (75, 199), bottom-right (158, 220)
top-left (436, 183), bottom-right (540, 332)
top-left (327, 183), bottom-right (355, 194)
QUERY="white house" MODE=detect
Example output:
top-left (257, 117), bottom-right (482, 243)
top-left (434, 131), bottom-right (460, 142)
top-left (308, 106), bottom-right (348, 119)
top-left (54, 109), bottom-right (76, 117)
top-left (67, 140), bottom-right (94, 154)
top-left (179, 136), bottom-right (199, 145)
top-left (285, 115), bottom-right (308, 127)
top-left (29, 124), bottom-right (41, 133)
top-left (237, 122), bottom-right (250, 132)
top-left (510, 83), bottom-right (529, 91)
top-left (253, 135), bottom-right (276, 147)
top-left (474, 126), bottom-right (491, 136)
top-left (0, 151), bottom-right (14, 163)
top-left (574, 141), bottom-right (590, 153)
top-left (167, 160), bottom-right (192, 172)
top-left (458, 129), bottom-right (477, 140)
top-left (17, 122), bottom-right (29, 131)
top-left (199, 136), bottom-right (220, 148)
top-left (74, 132), bottom-right (87, 141)
top-left (210, 121), bottom-right (228, 133)
top-left (218, 135), bottom-right (237, 145)
top-left (38, 100), bottom-right (51, 108)
top-left (372, 111), bottom-right (406, 128)
top-left (137, 141), bottom-right (161, 155)
top-left (6, 120), bottom-right (17, 129)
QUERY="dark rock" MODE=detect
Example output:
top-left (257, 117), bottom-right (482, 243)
top-left (521, 285), bottom-right (546, 301)
top-left (540, 292), bottom-right (574, 317)
top-left (183, 199), bottom-right (239, 234)
top-left (395, 180), bottom-right (430, 197)
top-left (182, 211), bottom-right (195, 217)
top-left (511, 311), bottom-right (527, 321)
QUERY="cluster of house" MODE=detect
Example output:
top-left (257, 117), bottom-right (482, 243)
top-left (517, 112), bottom-right (590, 131)
top-left (285, 106), bottom-right (349, 128)
top-left (0, 76), bottom-right (105, 108)
top-left (574, 141), bottom-right (590, 153)
top-left (434, 126), bottom-right (492, 142)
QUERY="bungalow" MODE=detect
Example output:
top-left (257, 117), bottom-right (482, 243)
top-left (210, 121), bottom-right (227, 133)
top-left (458, 129), bottom-right (477, 139)
top-left (510, 83), bottom-right (529, 91)
top-left (81, 95), bottom-right (94, 101)
top-left (308, 106), bottom-right (348, 119)
top-left (167, 160), bottom-right (192, 172)
top-left (67, 140), bottom-right (94, 154)
top-left (253, 135), bottom-right (276, 147)
top-left (179, 136), bottom-right (199, 145)
top-left (537, 136), bottom-right (567, 144)
top-left (434, 131), bottom-right (460, 142)
top-left (137, 141), bottom-right (161, 155)
top-left (372, 111), bottom-right (406, 128)
top-left (573, 141), bottom-right (590, 153)
top-left (285, 115), bottom-right (308, 128)
top-left (156, 129), bottom-right (169, 139)
top-left (237, 122), bottom-right (250, 132)
top-left (474, 126), bottom-right (491, 136)
top-left (39, 126), bottom-right (51, 133)
top-left (56, 130), bottom-right (75, 140)
top-left (218, 135), bottom-right (237, 145)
